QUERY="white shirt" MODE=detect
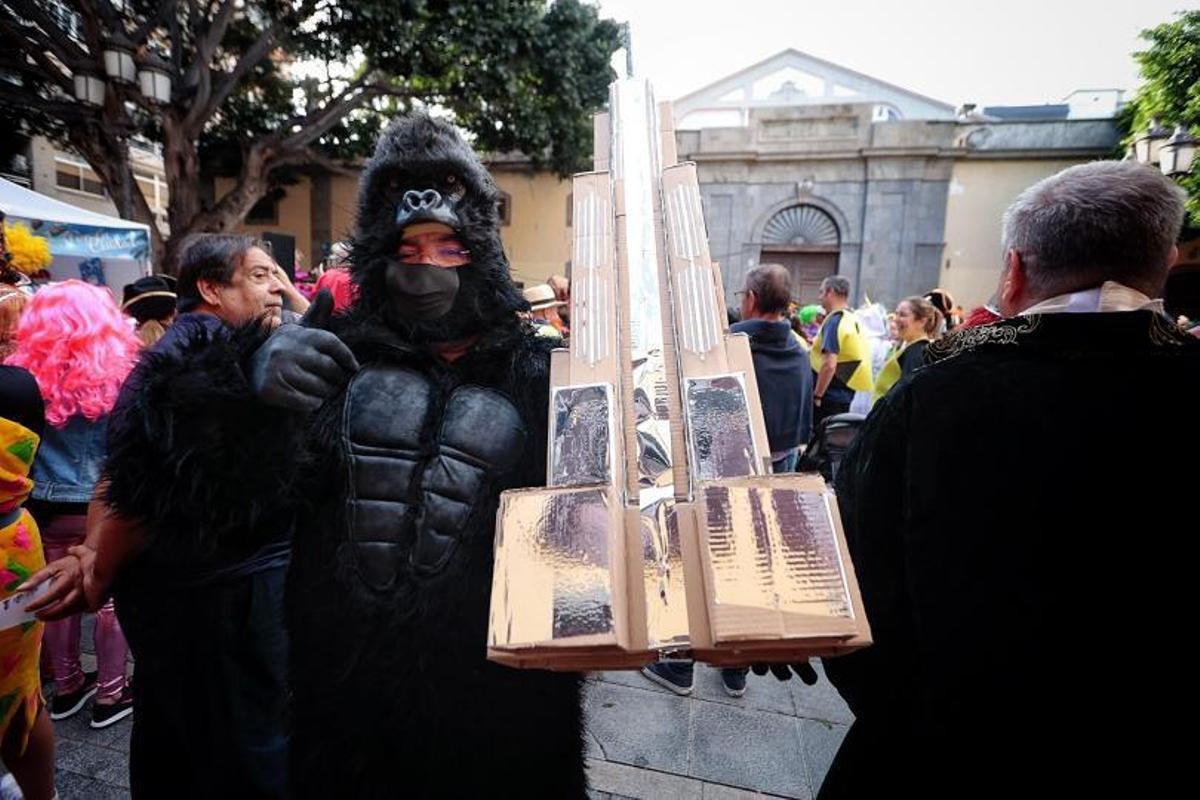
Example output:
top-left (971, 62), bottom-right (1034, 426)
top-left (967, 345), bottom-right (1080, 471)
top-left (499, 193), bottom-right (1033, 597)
top-left (1019, 281), bottom-right (1163, 316)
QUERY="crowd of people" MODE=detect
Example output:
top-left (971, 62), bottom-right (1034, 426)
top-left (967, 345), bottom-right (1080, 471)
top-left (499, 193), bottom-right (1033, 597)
top-left (0, 120), bottom-right (1194, 800)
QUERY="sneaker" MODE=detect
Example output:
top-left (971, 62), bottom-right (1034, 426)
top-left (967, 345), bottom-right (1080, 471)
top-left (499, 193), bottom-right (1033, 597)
top-left (640, 661), bottom-right (694, 696)
top-left (720, 668), bottom-right (748, 698)
top-left (49, 671), bottom-right (98, 720)
top-left (90, 689), bottom-right (133, 729)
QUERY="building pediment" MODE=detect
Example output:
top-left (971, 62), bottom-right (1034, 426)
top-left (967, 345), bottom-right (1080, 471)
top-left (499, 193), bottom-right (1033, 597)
top-left (674, 49), bottom-right (955, 129)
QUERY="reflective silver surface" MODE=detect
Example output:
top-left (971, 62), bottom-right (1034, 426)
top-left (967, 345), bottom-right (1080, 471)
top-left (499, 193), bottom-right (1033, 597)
top-left (489, 487), bottom-right (618, 647)
top-left (701, 484), bottom-right (853, 620)
top-left (612, 79), bottom-right (665, 361)
top-left (665, 179), bottom-right (720, 358)
top-left (549, 384), bottom-right (614, 487)
top-left (639, 491), bottom-right (691, 649)
top-left (684, 374), bottom-right (760, 480)
top-left (571, 181), bottom-right (612, 367)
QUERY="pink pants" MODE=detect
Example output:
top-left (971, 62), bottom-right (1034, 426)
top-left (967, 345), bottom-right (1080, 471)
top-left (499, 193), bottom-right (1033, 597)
top-left (40, 514), bottom-right (129, 703)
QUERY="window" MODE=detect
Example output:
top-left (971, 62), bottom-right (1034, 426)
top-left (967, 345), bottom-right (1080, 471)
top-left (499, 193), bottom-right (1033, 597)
top-left (54, 159), bottom-right (106, 197)
top-left (565, 192), bottom-right (573, 227)
top-left (246, 195), bottom-right (279, 225)
top-left (496, 192), bottom-right (511, 226)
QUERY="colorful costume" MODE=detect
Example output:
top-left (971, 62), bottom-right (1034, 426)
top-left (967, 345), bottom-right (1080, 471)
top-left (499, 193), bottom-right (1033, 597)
top-left (0, 416), bottom-right (44, 755)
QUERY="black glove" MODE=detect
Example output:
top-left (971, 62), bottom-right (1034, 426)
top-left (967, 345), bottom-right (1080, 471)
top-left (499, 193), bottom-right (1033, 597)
top-left (751, 660), bottom-right (819, 685)
top-left (249, 290), bottom-right (360, 413)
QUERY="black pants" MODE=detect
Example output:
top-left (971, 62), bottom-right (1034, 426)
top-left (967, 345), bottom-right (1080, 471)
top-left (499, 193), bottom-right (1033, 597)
top-left (115, 565), bottom-right (289, 800)
top-left (814, 397), bottom-right (852, 429)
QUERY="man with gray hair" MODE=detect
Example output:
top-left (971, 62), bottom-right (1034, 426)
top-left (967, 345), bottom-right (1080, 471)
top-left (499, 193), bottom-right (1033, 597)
top-left (813, 161), bottom-right (1199, 797)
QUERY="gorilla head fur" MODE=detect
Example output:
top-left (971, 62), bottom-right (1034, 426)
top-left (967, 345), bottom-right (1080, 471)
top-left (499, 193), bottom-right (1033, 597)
top-left (349, 114), bottom-right (527, 343)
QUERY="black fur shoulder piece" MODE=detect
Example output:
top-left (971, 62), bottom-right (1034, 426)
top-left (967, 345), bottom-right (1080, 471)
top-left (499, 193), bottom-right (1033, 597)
top-left (344, 112), bottom-right (527, 343)
top-left (103, 317), bottom-right (303, 561)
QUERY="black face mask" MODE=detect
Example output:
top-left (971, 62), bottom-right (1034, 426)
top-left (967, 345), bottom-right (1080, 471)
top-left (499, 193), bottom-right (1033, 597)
top-left (385, 261), bottom-right (460, 321)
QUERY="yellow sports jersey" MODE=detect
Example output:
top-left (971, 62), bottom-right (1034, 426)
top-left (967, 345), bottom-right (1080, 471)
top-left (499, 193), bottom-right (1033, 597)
top-left (810, 309), bottom-right (873, 392)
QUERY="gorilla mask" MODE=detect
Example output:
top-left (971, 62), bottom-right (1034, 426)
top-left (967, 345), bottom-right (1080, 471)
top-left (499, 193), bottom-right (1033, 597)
top-left (350, 114), bottom-right (526, 344)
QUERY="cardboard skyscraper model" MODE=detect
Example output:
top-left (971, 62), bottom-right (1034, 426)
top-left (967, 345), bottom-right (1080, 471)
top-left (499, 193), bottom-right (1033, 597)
top-left (488, 79), bottom-right (871, 669)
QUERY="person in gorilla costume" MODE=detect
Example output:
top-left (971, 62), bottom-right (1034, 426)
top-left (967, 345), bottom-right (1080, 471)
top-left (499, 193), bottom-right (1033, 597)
top-left (250, 114), bottom-right (587, 797)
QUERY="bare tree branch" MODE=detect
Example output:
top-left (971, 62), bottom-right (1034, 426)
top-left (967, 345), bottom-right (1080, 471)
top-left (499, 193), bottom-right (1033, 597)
top-left (131, 0), bottom-right (175, 44)
top-left (195, 18), bottom-right (284, 134)
top-left (2, 0), bottom-right (92, 68)
top-left (0, 18), bottom-right (74, 93)
top-left (279, 78), bottom-right (382, 151)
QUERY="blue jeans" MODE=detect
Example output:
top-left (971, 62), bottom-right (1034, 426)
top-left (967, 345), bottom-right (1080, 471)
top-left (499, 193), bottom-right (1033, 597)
top-left (772, 451), bottom-right (798, 473)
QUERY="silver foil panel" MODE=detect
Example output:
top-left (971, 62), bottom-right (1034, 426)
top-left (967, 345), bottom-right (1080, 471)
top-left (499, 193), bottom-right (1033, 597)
top-left (632, 353), bottom-right (675, 491)
top-left (684, 374), bottom-right (760, 480)
top-left (701, 484), bottom-right (853, 620)
top-left (611, 79), bottom-right (664, 359)
top-left (665, 180), bottom-right (720, 358)
top-left (549, 383), bottom-right (614, 487)
top-left (489, 487), bottom-right (618, 647)
top-left (639, 489), bottom-right (691, 649)
top-left (571, 183), bottom-right (611, 367)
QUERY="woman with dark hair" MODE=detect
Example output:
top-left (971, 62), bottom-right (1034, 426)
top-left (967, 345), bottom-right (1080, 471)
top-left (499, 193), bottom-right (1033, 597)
top-left (871, 295), bottom-right (942, 406)
top-left (0, 365), bottom-right (55, 799)
top-left (6, 281), bottom-right (140, 729)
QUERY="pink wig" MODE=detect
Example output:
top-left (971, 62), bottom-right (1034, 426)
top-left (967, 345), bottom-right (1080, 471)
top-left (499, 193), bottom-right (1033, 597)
top-left (5, 280), bottom-right (141, 427)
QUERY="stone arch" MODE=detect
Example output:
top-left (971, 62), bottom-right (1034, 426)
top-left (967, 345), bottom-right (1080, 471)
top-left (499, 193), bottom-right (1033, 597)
top-left (754, 200), bottom-right (845, 305)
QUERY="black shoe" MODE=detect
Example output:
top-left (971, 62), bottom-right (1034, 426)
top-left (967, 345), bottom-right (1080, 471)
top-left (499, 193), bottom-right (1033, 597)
top-left (90, 688), bottom-right (134, 729)
top-left (640, 662), bottom-right (694, 696)
top-left (721, 668), bottom-right (748, 698)
top-left (50, 671), bottom-right (98, 720)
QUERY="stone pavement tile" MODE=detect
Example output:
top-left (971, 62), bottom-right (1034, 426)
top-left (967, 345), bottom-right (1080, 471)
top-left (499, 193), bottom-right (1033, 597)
top-left (690, 665), bottom-right (796, 717)
top-left (592, 669), bottom-right (675, 696)
top-left (55, 769), bottom-right (130, 800)
top-left (95, 752), bottom-right (131, 789)
top-left (584, 681), bottom-right (691, 773)
top-left (701, 782), bottom-right (794, 799)
top-left (787, 662), bottom-right (852, 725)
top-left (55, 738), bottom-right (118, 779)
top-left (88, 718), bottom-right (132, 752)
top-left (587, 757), bottom-right (703, 800)
top-left (798, 720), bottom-right (849, 798)
top-left (687, 701), bottom-right (810, 799)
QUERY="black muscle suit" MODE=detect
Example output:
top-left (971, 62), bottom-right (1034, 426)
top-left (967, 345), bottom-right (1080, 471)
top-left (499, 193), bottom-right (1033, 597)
top-left (258, 114), bottom-right (586, 797)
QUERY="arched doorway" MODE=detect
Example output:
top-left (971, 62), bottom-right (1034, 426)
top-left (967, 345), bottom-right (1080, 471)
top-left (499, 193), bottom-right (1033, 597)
top-left (759, 204), bottom-right (840, 305)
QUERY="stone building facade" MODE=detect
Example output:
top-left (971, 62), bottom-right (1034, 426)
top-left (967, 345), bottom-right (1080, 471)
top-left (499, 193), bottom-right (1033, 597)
top-left (674, 51), bottom-right (1121, 308)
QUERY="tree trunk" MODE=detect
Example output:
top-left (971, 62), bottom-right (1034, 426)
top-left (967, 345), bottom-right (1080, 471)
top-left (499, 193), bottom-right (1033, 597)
top-left (161, 114), bottom-right (204, 274)
top-left (68, 124), bottom-right (166, 267)
top-left (160, 115), bottom-right (278, 273)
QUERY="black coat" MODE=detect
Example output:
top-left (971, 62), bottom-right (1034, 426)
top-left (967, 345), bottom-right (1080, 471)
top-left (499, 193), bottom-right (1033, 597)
top-left (824, 311), bottom-right (1200, 798)
top-left (730, 318), bottom-right (813, 452)
top-left (285, 318), bottom-right (585, 799)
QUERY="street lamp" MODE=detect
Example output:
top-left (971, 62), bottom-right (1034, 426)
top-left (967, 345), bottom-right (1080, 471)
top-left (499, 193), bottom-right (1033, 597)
top-left (1158, 125), bottom-right (1197, 178)
top-left (137, 51), bottom-right (172, 104)
top-left (1133, 119), bottom-right (1171, 166)
top-left (73, 72), bottom-right (106, 106)
top-left (103, 33), bottom-right (138, 84)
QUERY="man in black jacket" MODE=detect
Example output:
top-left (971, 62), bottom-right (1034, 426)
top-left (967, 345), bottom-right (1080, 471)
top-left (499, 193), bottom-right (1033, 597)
top-left (731, 263), bottom-right (813, 473)
top-left (823, 160), bottom-right (1199, 798)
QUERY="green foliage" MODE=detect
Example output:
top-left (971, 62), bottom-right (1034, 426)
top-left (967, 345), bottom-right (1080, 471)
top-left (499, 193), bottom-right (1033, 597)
top-left (312, 0), bottom-right (621, 175)
top-left (1123, 10), bottom-right (1200, 223)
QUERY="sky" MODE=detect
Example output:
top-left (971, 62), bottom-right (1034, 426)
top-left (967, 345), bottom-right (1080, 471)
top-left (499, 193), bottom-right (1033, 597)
top-left (596, 0), bottom-right (1189, 108)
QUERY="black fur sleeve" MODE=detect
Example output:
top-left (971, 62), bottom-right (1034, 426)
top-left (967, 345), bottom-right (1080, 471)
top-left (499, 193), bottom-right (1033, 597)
top-left (103, 318), bottom-right (304, 560)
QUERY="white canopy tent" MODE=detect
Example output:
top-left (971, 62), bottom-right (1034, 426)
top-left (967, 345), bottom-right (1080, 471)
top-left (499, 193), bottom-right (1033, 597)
top-left (0, 177), bottom-right (152, 291)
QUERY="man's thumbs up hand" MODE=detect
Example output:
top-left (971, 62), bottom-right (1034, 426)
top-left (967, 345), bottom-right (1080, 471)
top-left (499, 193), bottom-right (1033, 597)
top-left (250, 290), bottom-right (360, 413)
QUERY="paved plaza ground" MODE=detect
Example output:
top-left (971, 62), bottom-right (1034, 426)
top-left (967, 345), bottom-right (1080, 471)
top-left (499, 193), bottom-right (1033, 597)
top-left (6, 615), bottom-right (853, 799)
